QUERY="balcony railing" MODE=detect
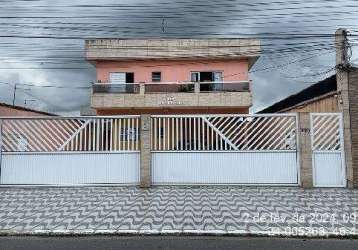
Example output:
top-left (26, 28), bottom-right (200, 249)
top-left (145, 83), bottom-right (195, 93)
top-left (92, 81), bottom-right (250, 94)
top-left (92, 83), bottom-right (140, 94)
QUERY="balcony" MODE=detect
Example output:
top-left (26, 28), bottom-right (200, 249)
top-left (91, 81), bottom-right (252, 110)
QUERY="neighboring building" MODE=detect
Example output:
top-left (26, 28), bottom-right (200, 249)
top-left (85, 38), bottom-right (260, 115)
top-left (0, 102), bottom-right (55, 152)
top-left (0, 102), bottom-right (55, 116)
top-left (258, 75), bottom-right (338, 113)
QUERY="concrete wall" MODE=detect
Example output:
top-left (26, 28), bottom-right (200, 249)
top-left (96, 59), bottom-right (249, 83)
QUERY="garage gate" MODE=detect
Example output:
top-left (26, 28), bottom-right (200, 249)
top-left (151, 114), bottom-right (299, 185)
top-left (0, 116), bottom-right (140, 185)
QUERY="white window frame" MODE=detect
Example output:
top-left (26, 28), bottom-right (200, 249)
top-left (190, 71), bottom-right (223, 82)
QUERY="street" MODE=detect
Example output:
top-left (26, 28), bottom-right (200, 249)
top-left (0, 236), bottom-right (357, 250)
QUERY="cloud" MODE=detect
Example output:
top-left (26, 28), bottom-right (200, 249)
top-left (0, 0), bottom-right (357, 114)
top-left (0, 58), bottom-right (94, 113)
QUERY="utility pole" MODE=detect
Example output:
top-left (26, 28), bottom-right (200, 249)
top-left (161, 18), bottom-right (166, 33)
top-left (11, 73), bottom-right (19, 106)
top-left (12, 83), bottom-right (17, 106)
top-left (335, 28), bottom-right (353, 188)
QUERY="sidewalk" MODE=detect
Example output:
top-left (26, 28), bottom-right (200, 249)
top-left (0, 187), bottom-right (357, 237)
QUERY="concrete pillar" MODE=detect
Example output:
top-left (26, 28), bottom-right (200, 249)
top-left (297, 112), bottom-right (313, 188)
top-left (140, 114), bottom-right (152, 188)
top-left (335, 28), bottom-right (354, 188)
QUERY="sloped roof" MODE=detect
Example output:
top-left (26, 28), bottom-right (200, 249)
top-left (258, 74), bottom-right (337, 113)
top-left (0, 102), bottom-right (56, 116)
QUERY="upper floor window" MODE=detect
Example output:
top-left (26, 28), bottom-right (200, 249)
top-left (191, 71), bottom-right (223, 91)
top-left (109, 72), bottom-right (134, 84)
top-left (152, 72), bottom-right (161, 82)
top-left (190, 71), bottom-right (223, 82)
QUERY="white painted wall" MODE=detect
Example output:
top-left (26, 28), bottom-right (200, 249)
top-left (152, 152), bottom-right (298, 185)
top-left (1, 153), bottom-right (139, 185)
top-left (313, 152), bottom-right (345, 187)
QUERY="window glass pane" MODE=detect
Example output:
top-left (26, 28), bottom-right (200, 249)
top-left (191, 72), bottom-right (199, 82)
top-left (152, 72), bottom-right (161, 82)
top-left (213, 72), bottom-right (223, 82)
top-left (109, 73), bottom-right (126, 84)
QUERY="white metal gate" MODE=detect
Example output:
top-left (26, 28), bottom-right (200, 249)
top-left (151, 114), bottom-right (299, 185)
top-left (310, 113), bottom-right (346, 187)
top-left (0, 116), bottom-right (140, 185)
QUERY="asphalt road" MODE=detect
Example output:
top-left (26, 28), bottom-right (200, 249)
top-left (0, 236), bottom-right (357, 250)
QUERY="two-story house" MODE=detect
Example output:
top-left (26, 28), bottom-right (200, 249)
top-left (85, 38), bottom-right (260, 115)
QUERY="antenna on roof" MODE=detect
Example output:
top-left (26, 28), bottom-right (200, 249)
top-left (161, 18), bottom-right (166, 33)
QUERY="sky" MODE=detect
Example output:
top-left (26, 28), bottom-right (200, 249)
top-left (0, 0), bottom-right (358, 115)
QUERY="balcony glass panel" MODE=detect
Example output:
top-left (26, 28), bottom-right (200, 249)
top-left (199, 82), bottom-right (249, 92)
top-left (145, 83), bottom-right (195, 93)
top-left (93, 83), bottom-right (140, 94)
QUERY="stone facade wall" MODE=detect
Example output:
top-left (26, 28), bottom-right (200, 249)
top-left (297, 112), bottom-right (313, 188)
top-left (86, 38), bottom-right (260, 69)
top-left (92, 92), bottom-right (252, 110)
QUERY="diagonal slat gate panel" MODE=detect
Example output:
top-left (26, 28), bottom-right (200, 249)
top-left (151, 114), bottom-right (299, 185)
top-left (151, 114), bottom-right (297, 151)
top-left (310, 113), bottom-right (345, 187)
top-left (1, 117), bottom-right (140, 152)
top-left (0, 116), bottom-right (141, 185)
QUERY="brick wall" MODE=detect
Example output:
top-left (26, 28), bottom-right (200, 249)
top-left (0, 105), bottom-right (49, 116)
top-left (348, 68), bottom-right (358, 187)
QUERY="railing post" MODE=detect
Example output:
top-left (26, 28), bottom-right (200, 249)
top-left (140, 114), bottom-right (152, 188)
top-left (297, 112), bottom-right (313, 188)
top-left (194, 82), bottom-right (200, 93)
top-left (139, 83), bottom-right (145, 95)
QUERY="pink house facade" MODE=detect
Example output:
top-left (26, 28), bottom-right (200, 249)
top-left (86, 38), bottom-right (260, 115)
top-left (96, 60), bottom-right (249, 83)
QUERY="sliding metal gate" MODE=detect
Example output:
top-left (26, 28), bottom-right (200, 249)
top-left (310, 113), bottom-right (346, 187)
top-left (0, 116), bottom-right (140, 185)
top-left (151, 114), bottom-right (299, 185)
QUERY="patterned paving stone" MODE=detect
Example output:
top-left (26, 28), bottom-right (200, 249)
top-left (0, 187), bottom-right (357, 236)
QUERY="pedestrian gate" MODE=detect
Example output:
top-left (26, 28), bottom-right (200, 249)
top-left (310, 113), bottom-right (346, 187)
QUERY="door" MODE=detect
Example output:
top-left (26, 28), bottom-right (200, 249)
top-left (191, 71), bottom-right (222, 91)
top-left (311, 113), bottom-right (346, 187)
